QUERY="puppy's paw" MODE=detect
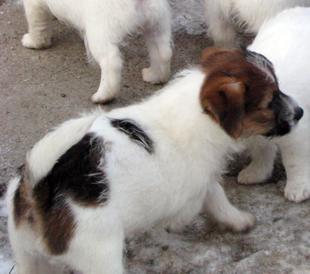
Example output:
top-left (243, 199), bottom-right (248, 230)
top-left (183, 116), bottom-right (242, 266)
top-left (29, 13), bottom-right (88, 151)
top-left (165, 223), bottom-right (184, 234)
top-left (284, 183), bottom-right (310, 203)
top-left (238, 165), bottom-right (271, 184)
top-left (219, 211), bottom-right (256, 232)
top-left (142, 68), bottom-right (169, 84)
top-left (22, 33), bottom-right (51, 49)
top-left (91, 92), bottom-right (110, 104)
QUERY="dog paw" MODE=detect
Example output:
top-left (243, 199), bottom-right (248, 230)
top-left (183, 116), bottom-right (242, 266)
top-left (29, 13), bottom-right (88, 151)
top-left (142, 68), bottom-right (169, 84)
top-left (284, 183), bottom-right (310, 203)
top-left (238, 165), bottom-right (271, 184)
top-left (22, 33), bottom-right (51, 49)
top-left (91, 91), bottom-right (114, 104)
top-left (219, 211), bottom-right (256, 232)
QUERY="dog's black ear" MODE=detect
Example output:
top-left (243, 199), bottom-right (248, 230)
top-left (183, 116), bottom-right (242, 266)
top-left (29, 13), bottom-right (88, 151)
top-left (200, 76), bottom-right (245, 139)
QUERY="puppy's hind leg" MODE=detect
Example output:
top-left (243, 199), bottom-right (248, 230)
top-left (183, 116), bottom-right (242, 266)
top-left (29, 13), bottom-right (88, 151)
top-left (204, 0), bottom-right (239, 46)
top-left (142, 1), bottom-right (172, 84)
top-left (67, 214), bottom-right (125, 274)
top-left (9, 230), bottom-right (65, 274)
top-left (85, 30), bottom-right (123, 104)
top-left (238, 139), bottom-right (277, 184)
top-left (204, 181), bottom-right (256, 232)
top-left (22, 0), bottom-right (52, 49)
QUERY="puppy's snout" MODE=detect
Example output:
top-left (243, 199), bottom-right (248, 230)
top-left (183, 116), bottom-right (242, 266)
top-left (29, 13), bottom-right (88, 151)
top-left (294, 107), bottom-right (303, 121)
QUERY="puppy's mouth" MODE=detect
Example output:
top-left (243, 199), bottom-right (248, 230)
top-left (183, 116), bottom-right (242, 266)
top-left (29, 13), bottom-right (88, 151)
top-left (264, 106), bottom-right (304, 137)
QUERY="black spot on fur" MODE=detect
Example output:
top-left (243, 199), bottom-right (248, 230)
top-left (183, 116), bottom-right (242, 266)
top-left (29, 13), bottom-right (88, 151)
top-left (33, 133), bottom-right (108, 254)
top-left (110, 119), bottom-right (154, 154)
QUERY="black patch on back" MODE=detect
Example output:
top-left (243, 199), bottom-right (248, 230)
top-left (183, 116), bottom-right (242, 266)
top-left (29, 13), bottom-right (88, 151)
top-left (33, 133), bottom-right (108, 255)
top-left (110, 119), bottom-right (154, 154)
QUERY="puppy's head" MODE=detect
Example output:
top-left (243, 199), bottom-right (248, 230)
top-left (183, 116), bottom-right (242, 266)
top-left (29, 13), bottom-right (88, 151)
top-left (200, 47), bottom-right (303, 139)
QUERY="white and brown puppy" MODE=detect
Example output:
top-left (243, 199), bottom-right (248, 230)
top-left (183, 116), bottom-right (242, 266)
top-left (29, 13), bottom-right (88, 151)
top-left (21, 0), bottom-right (172, 103)
top-left (237, 7), bottom-right (310, 203)
top-left (6, 48), bottom-right (302, 273)
top-left (204, 0), bottom-right (310, 46)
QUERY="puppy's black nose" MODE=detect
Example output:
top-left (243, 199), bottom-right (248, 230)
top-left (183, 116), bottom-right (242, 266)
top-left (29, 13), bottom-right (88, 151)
top-left (294, 107), bottom-right (303, 121)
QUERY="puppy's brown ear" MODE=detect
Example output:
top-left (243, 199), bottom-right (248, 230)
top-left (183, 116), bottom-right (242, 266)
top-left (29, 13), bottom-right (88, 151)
top-left (200, 77), bottom-right (245, 139)
top-left (201, 47), bottom-right (228, 68)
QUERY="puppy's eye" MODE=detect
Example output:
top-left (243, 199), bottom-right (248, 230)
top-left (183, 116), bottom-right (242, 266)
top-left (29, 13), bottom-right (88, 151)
top-left (267, 91), bottom-right (279, 109)
top-left (267, 99), bottom-right (275, 109)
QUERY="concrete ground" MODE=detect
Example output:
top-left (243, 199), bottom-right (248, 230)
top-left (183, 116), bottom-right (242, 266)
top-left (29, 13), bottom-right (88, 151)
top-left (1, 2), bottom-right (310, 274)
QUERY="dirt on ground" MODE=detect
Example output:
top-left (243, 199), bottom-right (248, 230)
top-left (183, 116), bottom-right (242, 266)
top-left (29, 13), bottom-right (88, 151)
top-left (1, 2), bottom-right (310, 274)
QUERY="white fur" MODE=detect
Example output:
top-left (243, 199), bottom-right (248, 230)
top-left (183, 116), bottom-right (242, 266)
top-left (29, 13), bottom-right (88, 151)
top-left (204, 0), bottom-right (310, 46)
top-left (6, 68), bottom-right (256, 274)
top-left (238, 7), bottom-right (310, 203)
top-left (22, 0), bottom-right (172, 103)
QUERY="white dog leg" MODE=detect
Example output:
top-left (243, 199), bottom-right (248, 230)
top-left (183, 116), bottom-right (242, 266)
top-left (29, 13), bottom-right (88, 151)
top-left (22, 0), bottom-right (52, 49)
top-left (238, 141), bottom-right (277, 184)
top-left (11, 249), bottom-right (37, 274)
top-left (204, 0), bottom-right (239, 46)
top-left (67, 216), bottom-right (125, 274)
top-left (166, 195), bottom-right (206, 232)
top-left (280, 132), bottom-right (310, 203)
top-left (88, 41), bottom-right (123, 104)
top-left (204, 182), bottom-right (256, 231)
top-left (9, 222), bottom-right (65, 274)
top-left (142, 8), bottom-right (172, 84)
top-left (10, 241), bottom-right (65, 274)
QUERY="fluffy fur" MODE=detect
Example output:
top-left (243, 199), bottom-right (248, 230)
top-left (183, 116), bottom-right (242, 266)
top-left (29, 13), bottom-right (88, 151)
top-left (237, 7), bottom-right (310, 203)
top-left (6, 48), bottom-right (302, 273)
top-left (21, 0), bottom-right (172, 103)
top-left (204, 0), bottom-right (310, 46)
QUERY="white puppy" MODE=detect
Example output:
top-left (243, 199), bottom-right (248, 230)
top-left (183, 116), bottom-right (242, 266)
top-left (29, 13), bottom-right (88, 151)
top-left (237, 7), bottom-right (310, 203)
top-left (21, 0), bottom-right (172, 103)
top-left (204, 0), bottom-right (310, 46)
top-left (6, 48), bottom-right (302, 273)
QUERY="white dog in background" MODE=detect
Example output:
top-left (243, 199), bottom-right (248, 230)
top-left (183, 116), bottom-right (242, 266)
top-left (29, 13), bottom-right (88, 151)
top-left (237, 7), bottom-right (310, 203)
top-left (204, 0), bottom-right (310, 46)
top-left (21, 0), bottom-right (172, 103)
top-left (6, 47), bottom-right (303, 273)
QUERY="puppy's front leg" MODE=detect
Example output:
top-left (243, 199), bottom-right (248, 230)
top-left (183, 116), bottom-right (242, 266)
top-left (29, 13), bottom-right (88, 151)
top-left (204, 181), bottom-right (256, 231)
top-left (238, 140), bottom-right (277, 184)
top-left (280, 132), bottom-right (310, 203)
top-left (22, 0), bottom-right (52, 49)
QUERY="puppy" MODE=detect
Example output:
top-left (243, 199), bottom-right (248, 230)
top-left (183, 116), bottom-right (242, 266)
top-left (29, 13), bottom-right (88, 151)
top-left (237, 7), bottom-right (310, 203)
top-left (21, 0), bottom-right (172, 103)
top-left (6, 47), bottom-right (302, 273)
top-left (204, 0), bottom-right (310, 46)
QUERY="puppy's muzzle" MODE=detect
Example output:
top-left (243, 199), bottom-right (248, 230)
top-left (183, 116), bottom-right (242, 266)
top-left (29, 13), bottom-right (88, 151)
top-left (265, 92), bottom-right (303, 138)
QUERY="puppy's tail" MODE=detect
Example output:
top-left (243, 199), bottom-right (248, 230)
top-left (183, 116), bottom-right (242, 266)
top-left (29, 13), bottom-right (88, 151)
top-left (25, 111), bottom-right (101, 186)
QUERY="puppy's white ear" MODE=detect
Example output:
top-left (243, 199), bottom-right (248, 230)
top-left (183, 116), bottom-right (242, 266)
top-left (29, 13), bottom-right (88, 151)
top-left (200, 77), bottom-right (245, 139)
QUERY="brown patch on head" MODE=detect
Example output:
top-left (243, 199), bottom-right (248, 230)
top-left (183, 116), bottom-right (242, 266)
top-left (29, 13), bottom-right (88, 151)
top-left (200, 47), bottom-right (280, 139)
